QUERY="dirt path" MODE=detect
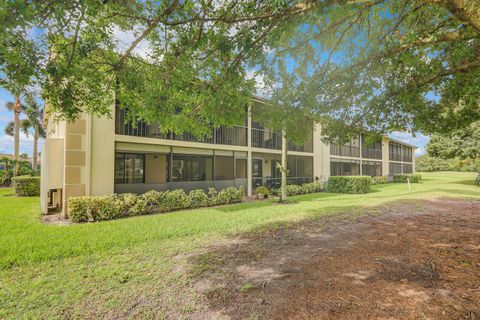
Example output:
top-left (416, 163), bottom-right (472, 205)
top-left (190, 199), bottom-right (480, 320)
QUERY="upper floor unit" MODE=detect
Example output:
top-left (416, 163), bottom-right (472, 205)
top-left (114, 104), bottom-right (314, 153)
top-left (329, 135), bottom-right (414, 163)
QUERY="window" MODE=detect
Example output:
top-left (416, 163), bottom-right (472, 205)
top-left (235, 158), bottom-right (247, 179)
top-left (172, 155), bottom-right (212, 182)
top-left (362, 160), bottom-right (382, 176)
top-left (361, 136), bottom-right (382, 159)
top-left (215, 156), bottom-right (234, 180)
top-left (330, 137), bottom-right (361, 157)
top-left (402, 145), bottom-right (413, 162)
top-left (252, 159), bottom-right (263, 177)
top-left (330, 158), bottom-right (360, 176)
top-left (403, 163), bottom-right (413, 173)
top-left (389, 162), bottom-right (402, 175)
top-left (115, 153), bottom-right (145, 184)
top-left (389, 142), bottom-right (402, 161)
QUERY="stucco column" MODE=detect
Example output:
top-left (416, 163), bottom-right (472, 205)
top-left (247, 104), bottom-right (252, 196)
top-left (382, 137), bottom-right (389, 176)
top-left (313, 123), bottom-right (323, 180)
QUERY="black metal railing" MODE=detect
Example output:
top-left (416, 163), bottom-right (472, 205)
top-left (362, 148), bottom-right (382, 160)
top-left (251, 128), bottom-right (282, 150)
top-left (116, 110), bottom-right (248, 146)
top-left (330, 144), bottom-right (360, 158)
top-left (288, 140), bottom-right (314, 153)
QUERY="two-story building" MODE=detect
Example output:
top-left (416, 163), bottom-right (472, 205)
top-left (40, 98), bottom-right (416, 216)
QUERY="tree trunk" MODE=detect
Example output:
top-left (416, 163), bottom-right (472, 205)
top-left (13, 95), bottom-right (21, 177)
top-left (32, 125), bottom-right (38, 172)
top-left (422, 0), bottom-right (480, 34)
top-left (280, 129), bottom-right (287, 202)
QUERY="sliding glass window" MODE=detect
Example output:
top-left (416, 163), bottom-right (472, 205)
top-left (330, 158), bottom-right (361, 176)
top-left (115, 153), bottom-right (145, 184)
top-left (171, 155), bottom-right (213, 182)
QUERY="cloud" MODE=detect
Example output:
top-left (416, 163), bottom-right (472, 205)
top-left (414, 147), bottom-right (426, 157)
top-left (0, 132), bottom-right (44, 156)
top-left (112, 25), bottom-right (153, 60)
top-left (389, 131), bottom-right (430, 148)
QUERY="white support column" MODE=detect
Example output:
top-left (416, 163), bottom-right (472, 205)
top-left (247, 104), bottom-right (253, 196)
top-left (382, 137), bottom-right (390, 176)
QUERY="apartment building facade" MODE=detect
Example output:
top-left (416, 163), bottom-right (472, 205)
top-left (40, 99), bottom-right (416, 215)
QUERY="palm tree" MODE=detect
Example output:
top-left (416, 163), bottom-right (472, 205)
top-left (4, 100), bottom-right (23, 176)
top-left (4, 96), bottom-right (45, 172)
top-left (22, 95), bottom-right (45, 171)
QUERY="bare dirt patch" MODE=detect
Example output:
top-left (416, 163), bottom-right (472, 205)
top-left (189, 199), bottom-right (480, 320)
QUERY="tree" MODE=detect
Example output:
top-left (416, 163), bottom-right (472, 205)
top-left (21, 96), bottom-right (45, 171)
top-left (426, 122), bottom-right (480, 159)
top-left (258, 0), bottom-right (480, 140)
top-left (0, 30), bottom-right (38, 176)
top-left (2, 0), bottom-right (480, 141)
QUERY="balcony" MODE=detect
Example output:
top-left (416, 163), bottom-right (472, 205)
top-left (330, 144), bottom-right (360, 158)
top-left (251, 128), bottom-right (282, 150)
top-left (288, 140), bottom-right (313, 153)
top-left (115, 108), bottom-right (247, 146)
top-left (362, 148), bottom-right (382, 160)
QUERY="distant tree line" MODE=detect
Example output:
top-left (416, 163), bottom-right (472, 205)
top-left (416, 122), bottom-right (480, 172)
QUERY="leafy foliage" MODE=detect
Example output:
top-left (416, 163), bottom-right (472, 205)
top-left (416, 156), bottom-right (480, 172)
top-left (68, 186), bottom-right (245, 222)
top-left (255, 186), bottom-right (270, 197)
top-left (371, 176), bottom-right (389, 185)
top-left (327, 176), bottom-right (371, 194)
top-left (393, 174), bottom-right (422, 183)
top-left (11, 176), bottom-right (40, 196)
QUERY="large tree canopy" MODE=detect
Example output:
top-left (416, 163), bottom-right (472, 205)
top-left (260, 0), bottom-right (480, 140)
top-left (1, 0), bottom-right (480, 138)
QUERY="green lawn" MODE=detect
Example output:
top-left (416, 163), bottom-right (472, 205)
top-left (0, 172), bottom-right (479, 319)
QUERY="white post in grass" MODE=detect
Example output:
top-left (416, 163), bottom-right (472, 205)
top-left (407, 177), bottom-right (411, 191)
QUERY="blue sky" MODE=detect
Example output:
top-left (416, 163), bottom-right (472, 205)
top-left (0, 85), bottom-right (428, 157)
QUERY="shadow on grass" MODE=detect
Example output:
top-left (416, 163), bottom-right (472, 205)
top-left (449, 179), bottom-right (476, 186)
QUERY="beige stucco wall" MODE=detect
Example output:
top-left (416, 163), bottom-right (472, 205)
top-left (145, 154), bottom-right (167, 183)
top-left (89, 106), bottom-right (115, 196)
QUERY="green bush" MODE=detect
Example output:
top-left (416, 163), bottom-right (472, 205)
top-left (286, 184), bottom-right (304, 196)
top-left (271, 182), bottom-right (323, 196)
top-left (255, 186), bottom-right (270, 197)
top-left (371, 176), bottom-right (388, 185)
top-left (11, 176), bottom-right (40, 196)
top-left (68, 186), bottom-right (245, 222)
top-left (327, 176), bottom-right (371, 194)
top-left (474, 173), bottom-right (480, 186)
top-left (393, 174), bottom-right (422, 183)
top-left (301, 182), bottom-right (323, 194)
top-left (188, 189), bottom-right (209, 208)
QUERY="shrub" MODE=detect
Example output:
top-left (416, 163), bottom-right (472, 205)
top-left (371, 176), bottom-right (388, 185)
top-left (327, 176), bottom-right (371, 194)
top-left (393, 174), bottom-right (422, 183)
top-left (11, 176), bottom-right (40, 196)
top-left (255, 186), bottom-right (270, 198)
top-left (474, 173), bottom-right (480, 186)
top-left (216, 187), bottom-right (245, 205)
top-left (67, 186), bottom-right (245, 222)
top-left (286, 184), bottom-right (304, 196)
top-left (301, 182), bottom-right (323, 193)
top-left (188, 189), bottom-right (209, 208)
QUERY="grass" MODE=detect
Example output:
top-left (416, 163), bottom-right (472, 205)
top-left (0, 172), bottom-right (479, 318)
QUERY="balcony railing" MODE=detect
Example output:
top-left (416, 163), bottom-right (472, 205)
top-left (330, 144), bottom-right (360, 158)
top-left (251, 128), bottom-right (282, 150)
top-left (362, 148), bottom-right (382, 160)
top-left (288, 140), bottom-right (313, 153)
top-left (402, 155), bottom-right (413, 162)
top-left (116, 112), bottom-right (248, 146)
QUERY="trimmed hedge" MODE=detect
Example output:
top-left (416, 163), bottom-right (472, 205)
top-left (271, 182), bottom-right (323, 197)
top-left (11, 176), bottom-right (40, 196)
top-left (371, 176), bottom-right (388, 185)
top-left (393, 174), bottom-right (422, 183)
top-left (327, 176), bottom-right (371, 194)
top-left (68, 186), bottom-right (245, 223)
